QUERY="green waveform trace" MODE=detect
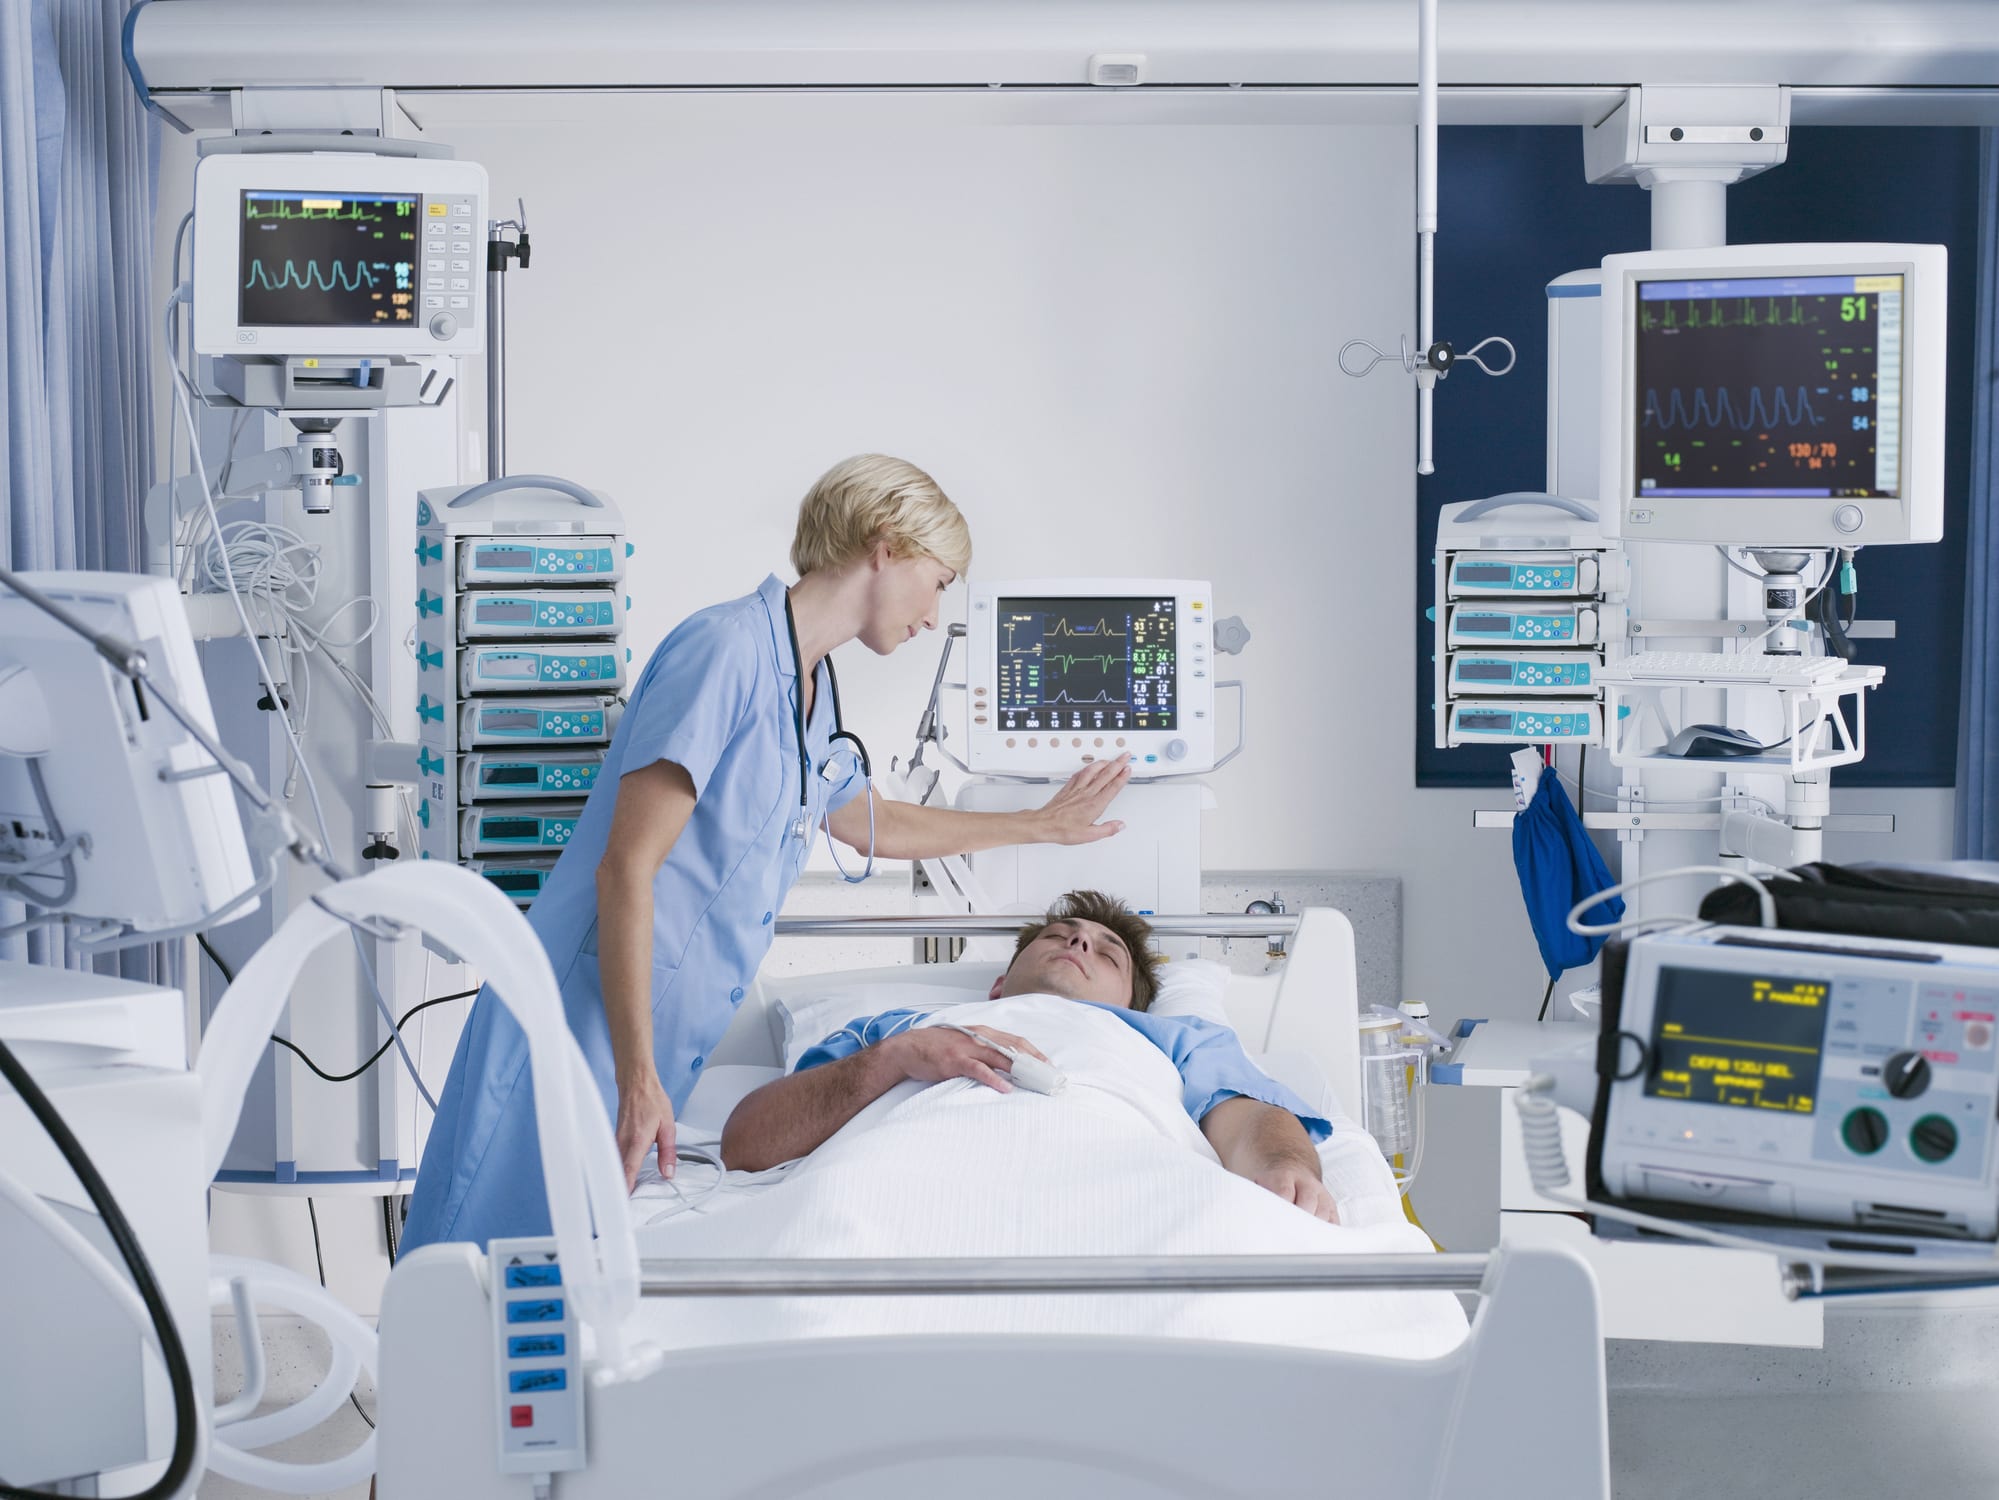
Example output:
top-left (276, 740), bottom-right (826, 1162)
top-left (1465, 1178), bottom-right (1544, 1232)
top-left (1640, 296), bottom-right (1821, 333)
top-left (243, 257), bottom-right (383, 293)
top-left (245, 198), bottom-right (399, 224)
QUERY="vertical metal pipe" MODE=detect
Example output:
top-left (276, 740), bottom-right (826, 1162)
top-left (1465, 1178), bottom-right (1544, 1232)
top-left (1414, 0), bottom-right (1439, 476)
top-left (486, 221), bottom-right (507, 480)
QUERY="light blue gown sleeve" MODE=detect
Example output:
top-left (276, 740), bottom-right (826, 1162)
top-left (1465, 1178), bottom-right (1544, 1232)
top-left (1156, 1015), bottom-right (1334, 1142)
top-left (618, 613), bottom-right (763, 798)
top-left (793, 1008), bottom-right (931, 1072)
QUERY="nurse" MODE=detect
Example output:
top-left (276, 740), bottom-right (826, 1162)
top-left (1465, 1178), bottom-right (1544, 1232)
top-left (401, 454), bottom-right (1131, 1250)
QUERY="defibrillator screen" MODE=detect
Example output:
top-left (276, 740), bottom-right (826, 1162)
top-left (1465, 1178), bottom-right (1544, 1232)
top-left (1644, 964), bottom-right (1831, 1114)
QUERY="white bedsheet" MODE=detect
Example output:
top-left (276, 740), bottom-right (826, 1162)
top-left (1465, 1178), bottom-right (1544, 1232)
top-left (627, 996), bottom-right (1468, 1360)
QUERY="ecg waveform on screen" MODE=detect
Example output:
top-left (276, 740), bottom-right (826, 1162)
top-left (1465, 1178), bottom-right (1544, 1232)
top-left (244, 199), bottom-right (399, 223)
top-left (994, 598), bottom-right (1181, 733)
top-left (1639, 296), bottom-right (1821, 333)
top-left (243, 258), bottom-right (384, 293)
top-left (1642, 385), bottom-right (1825, 433)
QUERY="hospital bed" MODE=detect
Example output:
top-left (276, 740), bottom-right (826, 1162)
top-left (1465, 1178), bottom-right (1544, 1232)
top-left (376, 909), bottom-right (1610, 1498)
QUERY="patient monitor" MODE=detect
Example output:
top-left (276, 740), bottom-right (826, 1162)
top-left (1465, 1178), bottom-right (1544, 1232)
top-left (190, 146), bottom-right (487, 360)
top-left (966, 579), bottom-right (1217, 778)
top-left (1598, 242), bottom-right (1946, 548)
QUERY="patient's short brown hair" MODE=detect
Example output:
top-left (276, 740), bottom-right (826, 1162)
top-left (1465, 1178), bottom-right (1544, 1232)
top-left (1009, 891), bottom-right (1162, 1011)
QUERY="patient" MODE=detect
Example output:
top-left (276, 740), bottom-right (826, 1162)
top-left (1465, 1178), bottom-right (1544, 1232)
top-left (721, 890), bottom-right (1338, 1220)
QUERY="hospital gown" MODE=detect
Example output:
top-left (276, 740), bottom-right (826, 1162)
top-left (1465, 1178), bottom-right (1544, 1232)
top-left (796, 1001), bottom-right (1333, 1140)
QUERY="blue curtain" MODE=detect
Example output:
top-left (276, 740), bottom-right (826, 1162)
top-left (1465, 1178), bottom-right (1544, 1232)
top-left (1, 0), bottom-right (159, 967)
top-left (1959, 130), bottom-right (1999, 859)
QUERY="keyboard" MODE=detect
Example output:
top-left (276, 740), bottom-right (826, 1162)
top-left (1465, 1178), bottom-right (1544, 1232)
top-left (1606, 651), bottom-right (1846, 686)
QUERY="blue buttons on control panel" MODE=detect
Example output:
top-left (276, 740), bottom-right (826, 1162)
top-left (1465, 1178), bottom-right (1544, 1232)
top-left (507, 1299), bottom-right (564, 1323)
top-left (509, 1368), bottom-right (569, 1393)
top-left (505, 1263), bottom-right (562, 1289)
top-left (508, 1334), bottom-right (566, 1358)
top-left (531, 547), bottom-right (615, 576)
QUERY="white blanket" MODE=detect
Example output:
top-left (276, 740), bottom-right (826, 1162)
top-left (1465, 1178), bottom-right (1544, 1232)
top-left (629, 996), bottom-right (1468, 1359)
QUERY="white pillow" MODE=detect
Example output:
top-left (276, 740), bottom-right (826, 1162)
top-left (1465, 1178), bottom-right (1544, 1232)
top-left (1146, 957), bottom-right (1232, 1029)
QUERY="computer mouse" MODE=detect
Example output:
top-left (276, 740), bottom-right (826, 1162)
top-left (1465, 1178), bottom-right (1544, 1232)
top-left (1661, 723), bottom-right (1768, 759)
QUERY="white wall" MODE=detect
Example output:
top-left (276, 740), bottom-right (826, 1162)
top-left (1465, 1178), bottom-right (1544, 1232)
top-left (436, 95), bottom-right (1551, 998)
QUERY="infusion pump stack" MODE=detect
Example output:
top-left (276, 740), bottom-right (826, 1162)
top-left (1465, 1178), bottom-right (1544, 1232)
top-left (414, 483), bottom-right (631, 900)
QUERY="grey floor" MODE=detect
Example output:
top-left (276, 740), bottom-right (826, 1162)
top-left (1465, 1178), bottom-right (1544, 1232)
top-left (201, 1304), bottom-right (1999, 1499)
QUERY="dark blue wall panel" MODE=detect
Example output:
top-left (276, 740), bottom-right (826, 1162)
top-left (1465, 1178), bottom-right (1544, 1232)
top-left (1416, 126), bottom-right (1980, 789)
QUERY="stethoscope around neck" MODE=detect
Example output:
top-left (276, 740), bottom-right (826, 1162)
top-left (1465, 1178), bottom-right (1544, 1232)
top-left (783, 591), bottom-right (875, 880)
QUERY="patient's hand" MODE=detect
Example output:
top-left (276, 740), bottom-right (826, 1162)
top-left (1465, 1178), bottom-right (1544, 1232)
top-left (1200, 1097), bottom-right (1339, 1223)
top-left (885, 1025), bottom-right (1049, 1094)
top-left (1243, 1155), bottom-right (1340, 1224)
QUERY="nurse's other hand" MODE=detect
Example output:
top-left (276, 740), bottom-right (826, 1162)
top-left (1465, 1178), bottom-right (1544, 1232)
top-left (616, 1071), bottom-right (676, 1191)
top-left (1032, 757), bottom-right (1132, 845)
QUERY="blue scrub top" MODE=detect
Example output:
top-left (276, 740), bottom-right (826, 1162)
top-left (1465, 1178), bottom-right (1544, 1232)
top-left (402, 575), bottom-right (868, 1251)
top-left (796, 1004), bottom-right (1333, 1141)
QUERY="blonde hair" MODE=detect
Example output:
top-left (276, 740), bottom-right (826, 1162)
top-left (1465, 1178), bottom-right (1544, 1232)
top-left (789, 454), bottom-right (971, 579)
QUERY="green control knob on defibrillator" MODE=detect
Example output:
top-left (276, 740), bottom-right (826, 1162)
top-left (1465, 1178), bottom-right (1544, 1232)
top-left (1841, 1107), bottom-right (1889, 1156)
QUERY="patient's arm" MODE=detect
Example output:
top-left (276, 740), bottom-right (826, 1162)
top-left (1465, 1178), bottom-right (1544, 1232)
top-left (1200, 1096), bottom-right (1339, 1223)
top-left (720, 1025), bottom-right (1048, 1172)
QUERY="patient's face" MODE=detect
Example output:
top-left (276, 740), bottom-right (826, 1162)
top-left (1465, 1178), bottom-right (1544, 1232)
top-left (992, 918), bottom-right (1136, 1008)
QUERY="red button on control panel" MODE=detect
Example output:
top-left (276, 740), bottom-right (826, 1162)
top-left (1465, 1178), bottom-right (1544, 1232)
top-left (510, 1405), bottom-right (534, 1429)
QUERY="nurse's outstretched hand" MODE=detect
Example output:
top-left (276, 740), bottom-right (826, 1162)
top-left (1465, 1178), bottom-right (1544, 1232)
top-left (617, 1069), bottom-right (676, 1191)
top-left (1033, 756), bottom-right (1133, 844)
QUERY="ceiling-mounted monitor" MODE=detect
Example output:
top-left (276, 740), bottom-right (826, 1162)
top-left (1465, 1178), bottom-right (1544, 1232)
top-left (1599, 243), bottom-right (1945, 547)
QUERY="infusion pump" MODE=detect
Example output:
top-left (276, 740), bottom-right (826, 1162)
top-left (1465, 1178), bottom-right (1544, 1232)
top-left (1432, 496), bottom-right (1626, 749)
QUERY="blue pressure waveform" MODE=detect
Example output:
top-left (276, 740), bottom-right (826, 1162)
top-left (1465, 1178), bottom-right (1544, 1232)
top-left (243, 258), bottom-right (381, 293)
top-left (1641, 385), bottom-right (1825, 433)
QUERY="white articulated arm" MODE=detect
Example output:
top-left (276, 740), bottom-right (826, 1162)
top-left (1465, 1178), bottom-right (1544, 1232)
top-left (196, 862), bottom-right (640, 1368)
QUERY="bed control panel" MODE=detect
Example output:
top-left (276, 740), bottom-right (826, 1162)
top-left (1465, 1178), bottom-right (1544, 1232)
top-left (489, 1238), bottom-right (586, 1475)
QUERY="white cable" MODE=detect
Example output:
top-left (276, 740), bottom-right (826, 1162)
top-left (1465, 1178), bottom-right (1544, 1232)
top-left (168, 311), bottom-right (435, 1108)
top-left (202, 1255), bottom-right (378, 1493)
top-left (1515, 1080), bottom-right (1999, 1276)
top-left (1566, 864), bottom-right (1776, 939)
